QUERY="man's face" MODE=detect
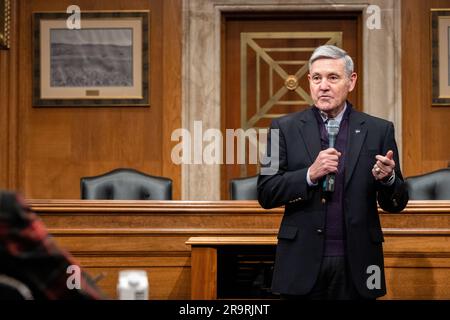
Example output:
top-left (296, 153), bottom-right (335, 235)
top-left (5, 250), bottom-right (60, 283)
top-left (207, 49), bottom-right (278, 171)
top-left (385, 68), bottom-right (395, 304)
top-left (308, 58), bottom-right (357, 117)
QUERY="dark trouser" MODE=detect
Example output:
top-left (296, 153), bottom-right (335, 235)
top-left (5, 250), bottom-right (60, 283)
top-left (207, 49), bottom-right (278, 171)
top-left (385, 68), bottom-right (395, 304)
top-left (280, 256), bottom-right (372, 300)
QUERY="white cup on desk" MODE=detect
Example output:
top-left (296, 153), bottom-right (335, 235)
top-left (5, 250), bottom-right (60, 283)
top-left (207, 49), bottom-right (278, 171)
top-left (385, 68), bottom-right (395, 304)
top-left (117, 270), bottom-right (149, 300)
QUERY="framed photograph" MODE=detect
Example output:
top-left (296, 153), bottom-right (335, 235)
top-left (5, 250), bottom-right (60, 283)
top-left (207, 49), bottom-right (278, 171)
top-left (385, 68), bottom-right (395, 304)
top-left (431, 9), bottom-right (450, 106)
top-left (0, 0), bottom-right (11, 49)
top-left (33, 11), bottom-right (149, 107)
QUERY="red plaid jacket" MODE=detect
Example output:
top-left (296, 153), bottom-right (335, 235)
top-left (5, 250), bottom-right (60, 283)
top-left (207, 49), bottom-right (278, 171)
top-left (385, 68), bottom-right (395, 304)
top-left (0, 191), bottom-right (105, 299)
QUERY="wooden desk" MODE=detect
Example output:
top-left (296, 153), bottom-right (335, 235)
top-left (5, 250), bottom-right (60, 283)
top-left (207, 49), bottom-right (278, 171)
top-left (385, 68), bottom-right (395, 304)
top-left (29, 200), bottom-right (450, 300)
top-left (187, 229), bottom-right (450, 300)
top-left (31, 200), bottom-right (282, 299)
top-left (187, 236), bottom-right (276, 299)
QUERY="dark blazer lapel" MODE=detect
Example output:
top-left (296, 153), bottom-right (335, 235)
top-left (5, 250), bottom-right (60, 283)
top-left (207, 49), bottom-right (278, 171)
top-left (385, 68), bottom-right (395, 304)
top-left (296, 108), bottom-right (321, 164)
top-left (345, 111), bottom-right (367, 188)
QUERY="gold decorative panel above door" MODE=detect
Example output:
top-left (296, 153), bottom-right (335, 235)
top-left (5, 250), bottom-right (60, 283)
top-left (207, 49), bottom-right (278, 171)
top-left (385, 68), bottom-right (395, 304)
top-left (240, 32), bottom-right (342, 129)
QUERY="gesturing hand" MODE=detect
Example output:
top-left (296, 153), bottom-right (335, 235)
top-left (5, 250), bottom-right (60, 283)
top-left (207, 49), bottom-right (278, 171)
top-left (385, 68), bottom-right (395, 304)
top-left (308, 148), bottom-right (341, 184)
top-left (372, 150), bottom-right (395, 181)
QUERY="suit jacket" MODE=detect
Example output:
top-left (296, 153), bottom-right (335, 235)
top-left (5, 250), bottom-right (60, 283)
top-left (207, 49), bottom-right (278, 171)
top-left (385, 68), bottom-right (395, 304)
top-left (257, 104), bottom-right (408, 298)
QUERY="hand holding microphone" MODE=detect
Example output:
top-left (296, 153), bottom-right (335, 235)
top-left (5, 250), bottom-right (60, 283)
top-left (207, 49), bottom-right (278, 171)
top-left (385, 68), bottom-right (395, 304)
top-left (308, 119), bottom-right (341, 190)
top-left (308, 148), bottom-right (341, 184)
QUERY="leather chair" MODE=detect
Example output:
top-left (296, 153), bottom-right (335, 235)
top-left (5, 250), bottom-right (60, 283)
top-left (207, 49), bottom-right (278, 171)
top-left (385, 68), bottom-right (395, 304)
top-left (0, 275), bottom-right (34, 300)
top-left (229, 175), bottom-right (258, 200)
top-left (81, 168), bottom-right (172, 200)
top-left (405, 168), bottom-right (450, 200)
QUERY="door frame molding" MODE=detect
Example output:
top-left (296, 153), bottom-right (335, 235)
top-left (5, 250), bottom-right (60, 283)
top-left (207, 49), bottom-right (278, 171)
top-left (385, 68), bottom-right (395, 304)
top-left (182, 0), bottom-right (402, 200)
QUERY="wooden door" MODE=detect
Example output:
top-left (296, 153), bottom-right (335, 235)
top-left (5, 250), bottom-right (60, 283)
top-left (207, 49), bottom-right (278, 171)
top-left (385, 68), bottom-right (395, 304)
top-left (221, 12), bottom-right (362, 199)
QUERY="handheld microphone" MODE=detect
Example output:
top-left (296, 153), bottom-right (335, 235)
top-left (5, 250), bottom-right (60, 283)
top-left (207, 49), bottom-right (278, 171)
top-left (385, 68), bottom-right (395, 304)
top-left (323, 119), bottom-right (340, 193)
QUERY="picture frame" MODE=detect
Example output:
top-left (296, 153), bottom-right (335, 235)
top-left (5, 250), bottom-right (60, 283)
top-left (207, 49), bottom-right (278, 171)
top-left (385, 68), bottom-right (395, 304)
top-left (0, 0), bottom-right (11, 49)
top-left (431, 9), bottom-right (450, 106)
top-left (32, 11), bottom-right (149, 107)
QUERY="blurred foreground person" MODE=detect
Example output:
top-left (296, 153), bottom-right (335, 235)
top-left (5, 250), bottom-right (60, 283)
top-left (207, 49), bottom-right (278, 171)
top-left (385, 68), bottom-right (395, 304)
top-left (0, 191), bottom-right (105, 299)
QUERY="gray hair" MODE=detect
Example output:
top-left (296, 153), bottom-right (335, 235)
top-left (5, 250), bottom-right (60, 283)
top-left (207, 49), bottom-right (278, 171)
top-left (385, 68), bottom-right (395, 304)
top-left (308, 45), bottom-right (354, 77)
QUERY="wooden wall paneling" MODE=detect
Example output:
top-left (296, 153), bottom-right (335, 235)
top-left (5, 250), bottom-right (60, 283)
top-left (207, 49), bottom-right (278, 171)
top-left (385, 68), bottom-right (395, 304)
top-left (81, 264), bottom-right (191, 300)
top-left (0, 47), bottom-right (10, 189)
top-left (402, 0), bottom-right (450, 176)
top-left (7, 0), bottom-right (182, 199)
top-left (402, 0), bottom-right (424, 176)
top-left (384, 231), bottom-right (450, 300)
top-left (190, 247), bottom-right (217, 299)
top-left (68, 253), bottom-right (191, 299)
top-left (162, 0), bottom-right (182, 199)
top-left (384, 257), bottom-right (450, 300)
top-left (0, 0), bottom-right (19, 191)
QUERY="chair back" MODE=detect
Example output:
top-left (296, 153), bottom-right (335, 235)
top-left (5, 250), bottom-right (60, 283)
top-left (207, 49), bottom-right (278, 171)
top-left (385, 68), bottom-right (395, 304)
top-left (405, 168), bottom-right (450, 200)
top-left (81, 168), bottom-right (172, 200)
top-left (230, 175), bottom-right (258, 200)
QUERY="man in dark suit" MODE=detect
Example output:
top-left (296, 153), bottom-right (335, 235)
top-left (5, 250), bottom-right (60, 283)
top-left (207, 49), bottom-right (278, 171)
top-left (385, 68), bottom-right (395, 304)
top-left (257, 45), bottom-right (408, 300)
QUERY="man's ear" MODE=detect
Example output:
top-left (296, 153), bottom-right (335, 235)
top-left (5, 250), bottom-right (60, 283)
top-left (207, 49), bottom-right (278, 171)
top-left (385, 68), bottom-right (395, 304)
top-left (348, 72), bottom-right (357, 92)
